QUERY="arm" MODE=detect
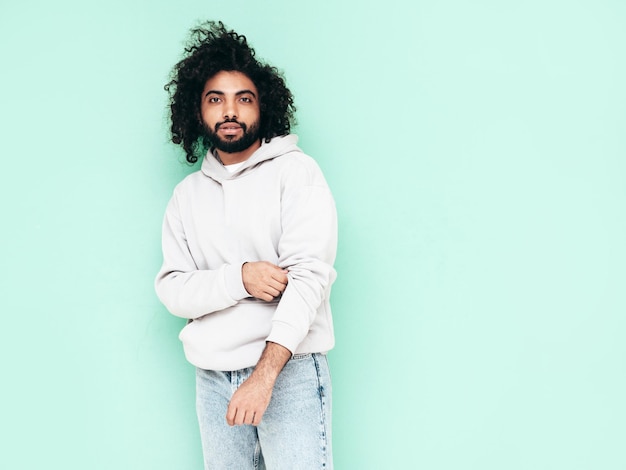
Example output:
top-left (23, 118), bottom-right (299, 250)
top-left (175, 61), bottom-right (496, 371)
top-left (155, 193), bottom-right (249, 318)
top-left (266, 157), bottom-right (338, 351)
top-left (155, 192), bottom-right (289, 318)
top-left (226, 341), bottom-right (291, 426)
top-left (226, 158), bottom-right (337, 426)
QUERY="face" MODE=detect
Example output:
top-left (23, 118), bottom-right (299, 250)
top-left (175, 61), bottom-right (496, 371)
top-left (200, 71), bottom-right (261, 156)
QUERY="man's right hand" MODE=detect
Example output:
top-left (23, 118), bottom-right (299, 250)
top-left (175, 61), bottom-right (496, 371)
top-left (242, 261), bottom-right (288, 302)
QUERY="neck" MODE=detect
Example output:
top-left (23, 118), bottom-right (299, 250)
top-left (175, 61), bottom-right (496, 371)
top-left (216, 139), bottom-right (262, 165)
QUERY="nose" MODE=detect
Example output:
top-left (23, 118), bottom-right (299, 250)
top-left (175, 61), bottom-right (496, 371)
top-left (223, 98), bottom-right (238, 120)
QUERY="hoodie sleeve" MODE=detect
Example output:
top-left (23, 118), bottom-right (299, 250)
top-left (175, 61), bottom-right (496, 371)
top-left (265, 156), bottom-right (338, 352)
top-left (154, 190), bottom-right (250, 319)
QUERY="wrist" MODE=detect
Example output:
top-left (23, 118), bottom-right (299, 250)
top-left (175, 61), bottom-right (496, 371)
top-left (252, 342), bottom-right (291, 384)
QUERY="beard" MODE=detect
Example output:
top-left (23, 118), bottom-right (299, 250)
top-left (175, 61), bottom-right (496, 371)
top-left (203, 118), bottom-right (261, 154)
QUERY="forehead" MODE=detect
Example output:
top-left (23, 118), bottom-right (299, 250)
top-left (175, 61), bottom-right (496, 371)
top-left (202, 71), bottom-right (258, 95)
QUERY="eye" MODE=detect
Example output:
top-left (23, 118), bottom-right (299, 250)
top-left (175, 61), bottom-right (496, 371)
top-left (239, 96), bottom-right (252, 103)
top-left (208, 96), bottom-right (221, 103)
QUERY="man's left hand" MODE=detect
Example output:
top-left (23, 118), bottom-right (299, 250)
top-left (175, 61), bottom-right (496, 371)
top-left (226, 376), bottom-right (272, 426)
top-left (225, 341), bottom-right (291, 426)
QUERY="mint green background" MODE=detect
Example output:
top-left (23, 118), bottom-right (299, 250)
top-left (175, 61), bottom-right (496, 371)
top-left (1, 1), bottom-right (625, 468)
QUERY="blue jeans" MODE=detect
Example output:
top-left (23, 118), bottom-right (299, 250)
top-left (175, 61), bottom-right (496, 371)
top-left (196, 353), bottom-right (333, 469)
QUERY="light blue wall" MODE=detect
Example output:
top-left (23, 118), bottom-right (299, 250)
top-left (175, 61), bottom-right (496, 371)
top-left (1, 1), bottom-right (625, 468)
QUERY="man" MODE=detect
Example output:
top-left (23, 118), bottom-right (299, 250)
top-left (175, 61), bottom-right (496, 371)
top-left (155, 21), bottom-right (337, 469)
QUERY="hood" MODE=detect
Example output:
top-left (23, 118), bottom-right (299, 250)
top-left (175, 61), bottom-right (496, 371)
top-left (200, 134), bottom-right (301, 182)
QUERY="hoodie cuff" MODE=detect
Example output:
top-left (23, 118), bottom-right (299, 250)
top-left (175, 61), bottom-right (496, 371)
top-left (265, 321), bottom-right (304, 354)
top-left (224, 263), bottom-right (249, 301)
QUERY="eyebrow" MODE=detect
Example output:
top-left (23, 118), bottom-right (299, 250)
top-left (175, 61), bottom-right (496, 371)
top-left (204, 89), bottom-right (257, 98)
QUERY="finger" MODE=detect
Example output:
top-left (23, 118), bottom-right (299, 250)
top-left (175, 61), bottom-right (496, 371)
top-left (269, 282), bottom-right (286, 293)
top-left (226, 407), bottom-right (237, 426)
top-left (252, 287), bottom-right (274, 301)
top-left (270, 274), bottom-right (289, 286)
top-left (265, 286), bottom-right (281, 297)
top-left (269, 274), bottom-right (287, 284)
top-left (243, 410), bottom-right (255, 426)
top-left (226, 405), bottom-right (236, 426)
top-left (234, 410), bottom-right (246, 426)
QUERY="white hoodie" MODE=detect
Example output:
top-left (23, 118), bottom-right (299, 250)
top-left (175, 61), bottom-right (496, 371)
top-left (155, 135), bottom-right (337, 371)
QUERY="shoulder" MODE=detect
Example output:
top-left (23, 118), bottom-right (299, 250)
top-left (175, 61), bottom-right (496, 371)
top-left (172, 168), bottom-right (209, 193)
top-left (275, 151), bottom-right (327, 187)
top-left (165, 169), bottom-right (212, 207)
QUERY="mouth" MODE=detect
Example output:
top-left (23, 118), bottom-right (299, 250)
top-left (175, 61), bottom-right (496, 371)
top-left (218, 122), bottom-right (243, 136)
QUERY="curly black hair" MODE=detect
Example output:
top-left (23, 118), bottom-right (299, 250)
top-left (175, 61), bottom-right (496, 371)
top-left (165, 21), bottom-right (296, 164)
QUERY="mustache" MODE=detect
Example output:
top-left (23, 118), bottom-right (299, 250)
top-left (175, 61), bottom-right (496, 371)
top-left (214, 118), bottom-right (248, 133)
